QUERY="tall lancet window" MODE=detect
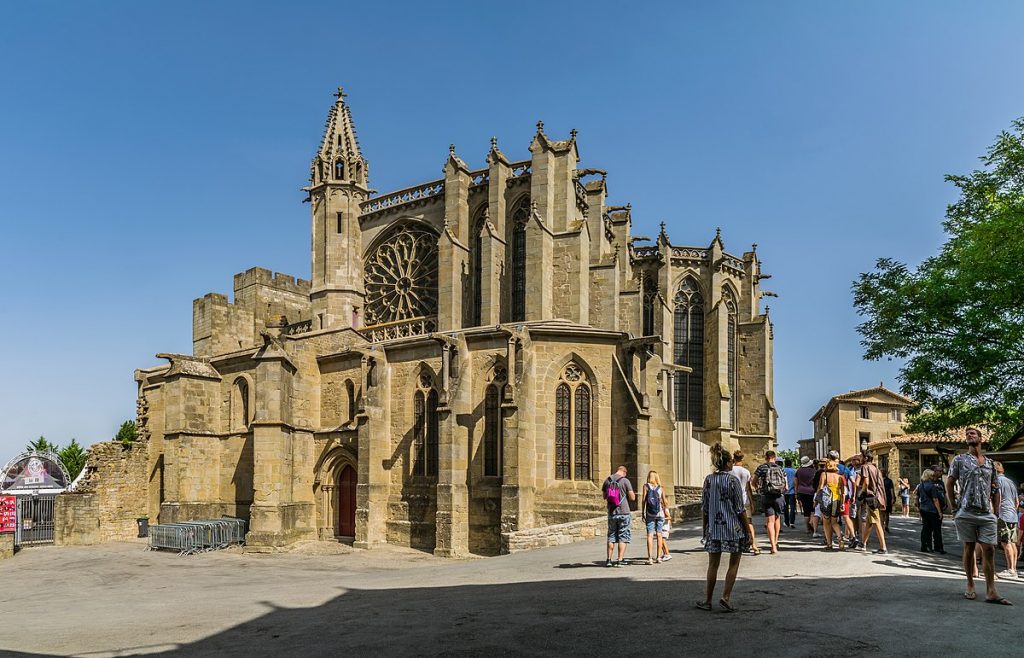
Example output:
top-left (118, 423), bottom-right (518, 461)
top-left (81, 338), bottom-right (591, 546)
top-left (554, 363), bottom-right (592, 480)
top-left (642, 273), bottom-right (658, 336)
top-left (412, 371), bottom-right (440, 477)
top-left (471, 204), bottom-right (488, 327)
top-left (673, 278), bottom-right (704, 426)
top-left (510, 197), bottom-right (530, 322)
top-left (723, 288), bottom-right (738, 430)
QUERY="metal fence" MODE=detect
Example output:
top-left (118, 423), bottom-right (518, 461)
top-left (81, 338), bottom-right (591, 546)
top-left (147, 517), bottom-right (246, 555)
top-left (14, 494), bottom-right (56, 546)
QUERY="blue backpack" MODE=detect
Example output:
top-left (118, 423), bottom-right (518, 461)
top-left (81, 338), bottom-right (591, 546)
top-left (645, 485), bottom-right (662, 517)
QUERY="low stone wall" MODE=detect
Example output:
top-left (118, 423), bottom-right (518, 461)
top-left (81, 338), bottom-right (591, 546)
top-left (54, 441), bottom-right (148, 546)
top-left (500, 503), bottom-right (703, 554)
top-left (674, 486), bottom-right (702, 505)
top-left (0, 532), bottom-right (13, 559)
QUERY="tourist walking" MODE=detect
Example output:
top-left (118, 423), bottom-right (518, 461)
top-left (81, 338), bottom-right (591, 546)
top-left (658, 517), bottom-right (672, 562)
top-left (783, 458), bottom-right (797, 529)
top-left (898, 476), bottom-right (912, 517)
top-left (642, 470), bottom-right (670, 565)
top-left (845, 454), bottom-right (862, 549)
top-left (696, 443), bottom-right (751, 612)
top-left (945, 428), bottom-right (1011, 604)
top-left (815, 458), bottom-right (847, 550)
top-left (753, 450), bottom-right (786, 554)
top-left (917, 469), bottom-right (945, 554)
top-left (994, 462), bottom-right (1018, 579)
top-left (732, 451), bottom-right (760, 555)
top-left (795, 456), bottom-right (817, 534)
top-left (602, 465), bottom-right (635, 567)
top-left (882, 469), bottom-right (896, 533)
top-left (857, 452), bottom-right (888, 554)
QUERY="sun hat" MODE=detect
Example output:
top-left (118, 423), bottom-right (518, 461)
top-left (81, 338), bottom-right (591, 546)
top-left (800, 456), bottom-right (812, 467)
top-left (827, 450), bottom-right (840, 460)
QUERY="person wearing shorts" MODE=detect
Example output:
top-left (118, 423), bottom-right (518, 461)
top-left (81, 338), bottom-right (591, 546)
top-left (603, 466), bottom-right (635, 567)
top-left (946, 428), bottom-right (1009, 604)
top-left (994, 462), bottom-right (1019, 578)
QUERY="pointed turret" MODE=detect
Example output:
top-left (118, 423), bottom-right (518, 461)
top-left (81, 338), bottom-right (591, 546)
top-left (310, 86), bottom-right (369, 189)
top-left (309, 87), bottom-right (370, 331)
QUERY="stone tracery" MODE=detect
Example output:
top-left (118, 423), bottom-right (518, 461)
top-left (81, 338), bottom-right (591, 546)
top-left (363, 224), bottom-right (439, 329)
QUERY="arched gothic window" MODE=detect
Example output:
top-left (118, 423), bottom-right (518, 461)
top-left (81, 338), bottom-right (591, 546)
top-left (364, 223), bottom-right (439, 331)
top-left (334, 158), bottom-right (345, 180)
top-left (642, 273), bottom-right (658, 337)
top-left (483, 363), bottom-right (506, 477)
top-left (231, 377), bottom-right (251, 431)
top-left (723, 288), bottom-right (738, 430)
top-left (673, 278), bottom-right (704, 426)
top-left (471, 205), bottom-right (488, 327)
top-left (509, 197), bottom-right (530, 322)
top-left (345, 379), bottom-right (356, 422)
top-left (554, 363), bottom-right (591, 480)
top-left (412, 372), bottom-right (439, 477)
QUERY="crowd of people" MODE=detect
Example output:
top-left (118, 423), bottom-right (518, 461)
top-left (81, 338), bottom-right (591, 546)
top-left (600, 427), bottom-right (1023, 611)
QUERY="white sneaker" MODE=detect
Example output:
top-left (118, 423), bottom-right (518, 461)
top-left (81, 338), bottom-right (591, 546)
top-left (998, 569), bottom-right (1018, 579)
top-left (660, 554), bottom-right (673, 562)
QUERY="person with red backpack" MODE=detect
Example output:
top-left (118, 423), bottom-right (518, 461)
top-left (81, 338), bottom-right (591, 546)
top-left (603, 465), bottom-right (636, 567)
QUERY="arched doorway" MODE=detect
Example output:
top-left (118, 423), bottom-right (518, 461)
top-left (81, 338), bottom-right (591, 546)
top-left (337, 464), bottom-right (356, 538)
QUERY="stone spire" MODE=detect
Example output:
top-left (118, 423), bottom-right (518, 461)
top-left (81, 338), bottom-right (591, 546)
top-left (310, 86), bottom-right (369, 188)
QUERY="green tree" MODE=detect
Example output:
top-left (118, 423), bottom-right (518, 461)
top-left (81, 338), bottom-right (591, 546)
top-left (58, 439), bottom-right (88, 481)
top-left (26, 436), bottom-right (60, 454)
top-left (114, 420), bottom-right (137, 445)
top-left (777, 448), bottom-right (800, 467)
top-left (853, 118), bottom-right (1024, 448)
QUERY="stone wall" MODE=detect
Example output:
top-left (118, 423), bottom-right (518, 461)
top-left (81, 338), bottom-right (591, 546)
top-left (54, 441), bottom-right (148, 546)
top-left (501, 503), bottom-right (702, 554)
top-left (0, 532), bottom-right (13, 559)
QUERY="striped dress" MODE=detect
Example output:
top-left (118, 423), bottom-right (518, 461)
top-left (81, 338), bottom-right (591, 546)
top-left (702, 470), bottom-right (750, 554)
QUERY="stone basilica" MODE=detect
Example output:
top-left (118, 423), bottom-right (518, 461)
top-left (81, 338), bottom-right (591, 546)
top-left (134, 88), bottom-right (777, 556)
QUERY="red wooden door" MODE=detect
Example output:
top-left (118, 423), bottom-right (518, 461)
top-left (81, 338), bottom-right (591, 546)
top-left (338, 465), bottom-right (356, 537)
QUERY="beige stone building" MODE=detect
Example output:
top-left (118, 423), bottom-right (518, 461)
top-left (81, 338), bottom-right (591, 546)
top-left (133, 88), bottom-right (776, 555)
top-left (809, 385), bottom-right (913, 460)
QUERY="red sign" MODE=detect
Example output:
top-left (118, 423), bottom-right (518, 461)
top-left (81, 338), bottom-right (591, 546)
top-left (0, 496), bottom-right (15, 533)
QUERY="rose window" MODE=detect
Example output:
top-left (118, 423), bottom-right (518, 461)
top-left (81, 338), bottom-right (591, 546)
top-left (364, 224), bottom-right (439, 327)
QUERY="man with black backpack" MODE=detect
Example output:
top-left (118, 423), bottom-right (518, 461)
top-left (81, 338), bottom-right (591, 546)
top-left (603, 465), bottom-right (636, 567)
top-left (753, 450), bottom-right (787, 554)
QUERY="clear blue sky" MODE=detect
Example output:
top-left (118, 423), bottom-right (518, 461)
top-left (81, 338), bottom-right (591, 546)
top-left (2, 1), bottom-right (1023, 458)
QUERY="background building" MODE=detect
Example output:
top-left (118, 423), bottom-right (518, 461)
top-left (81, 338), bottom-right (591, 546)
top-left (809, 385), bottom-right (912, 459)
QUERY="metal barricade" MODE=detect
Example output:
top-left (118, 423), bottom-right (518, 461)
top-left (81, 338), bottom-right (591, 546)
top-left (147, 517), bottom-right (246, 555)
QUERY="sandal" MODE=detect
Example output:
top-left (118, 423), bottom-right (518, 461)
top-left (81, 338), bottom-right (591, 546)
top-left (963, 591), bottom-right (977, 600)
top-left (695, 601), bottom-right (712, 611)
top-left (985, 597), bottom-right (1013, 606)
top-left (719, 598), bottom-right (737, 612)
top-left (750, 547), bottom-right (761, 556)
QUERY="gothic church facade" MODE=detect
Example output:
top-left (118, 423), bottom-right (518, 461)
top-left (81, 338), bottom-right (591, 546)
top-left (134, 89), bottom-right (776, 555)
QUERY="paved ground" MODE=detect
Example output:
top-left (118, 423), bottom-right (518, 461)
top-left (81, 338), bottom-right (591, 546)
top-left (1, 516), bottom-right (1020, 657)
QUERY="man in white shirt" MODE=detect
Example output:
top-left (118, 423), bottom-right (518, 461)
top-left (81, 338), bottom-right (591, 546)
top-left (732, 450), bottom-right (760, 555)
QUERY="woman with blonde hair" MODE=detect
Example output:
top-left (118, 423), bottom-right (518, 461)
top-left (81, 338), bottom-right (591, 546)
top-left (643, 470), bottom-right (670, 565)
top-left (696, 443), bottom-right (751, 612)
top-left (815, 459), bottom-right (847, 550)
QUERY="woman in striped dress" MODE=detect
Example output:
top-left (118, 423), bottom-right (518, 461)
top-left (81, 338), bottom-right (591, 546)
top-left (697, 442), bottom-right (751, 612)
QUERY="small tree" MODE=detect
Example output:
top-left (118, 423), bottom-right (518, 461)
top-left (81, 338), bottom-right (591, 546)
top-left (114, 420), bottom-right (137, 445)
top-left (58, 439), bottom-right (88, 481)
top-left (26, 436), bottom-right (60, 454)
top-left (777, 448), bottom-right (800, 467)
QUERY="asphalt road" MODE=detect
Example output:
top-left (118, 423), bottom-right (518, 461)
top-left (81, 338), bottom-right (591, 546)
top-left (0, 516), bottom-right (1019, 657)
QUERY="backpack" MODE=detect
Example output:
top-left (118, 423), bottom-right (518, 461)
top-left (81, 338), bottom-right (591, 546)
top-left (816, 479), bottom-right (835, 512)
top-left (645, 485), bottom-right (662, 517)
top-left (604, 477), bottom-right (622, 509)
top-left (764, 464), bottom-right (787, 495)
